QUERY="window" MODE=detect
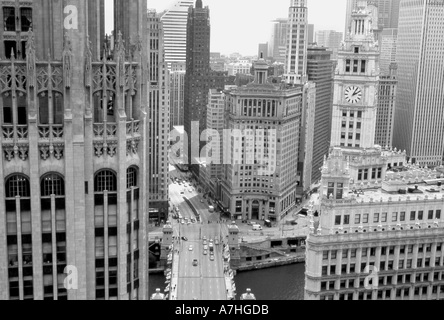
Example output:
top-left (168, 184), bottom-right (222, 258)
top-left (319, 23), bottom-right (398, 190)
top-left (363, 214), bottom-right (369, 224)
top-left (400, 212), bottom-right (406, 222)
top-left (94, 170), bottom-right (117, 193)
top-left (351, 249), bottom-right (357, 258)
top-left (3, 94), bottom-right (12, 124)
top-left (353, 60), bottom-right (358, 73)
top-left (336, 183), bottom-right (343, 200)
top-left (362, 248), bottom-right (368, 257)
top-left (382, 213), bottom-right (387, 223)
top-left (346, 59), bottom-right (351, 72)
top-left (344, 215), bottom-right (350, 225)
top-left (331, 251), bottom-right (337, 260)
top-left (392, 212), bottom-right (398, 222)
top-left (335, 216), bottom-right (341, 226)
top-left (361, 60), bottom-right (366, 73)
top-left (323, 251), bottom-right (329, 260)
top-left (41, 174), bottom-right (65, 197)
top-left (6, 175), bottom-right (30, 198)
top-left (20, 8), bottom-right (32, 32)
top-left (410, 211), bottom-right (416, 221)
top-left (428, 210), bottom-right (434, 220)
top-left (127, 167), bottom-right (138, 189)
top-left (437, 210), bottom-right (441, 219)
top-left (355, 214), bottom-right (361, 224)
top-left (374, 213), bottom-right (379, 223)
top-left (418, 211), bottom-right (423, 220)
top-left (399, 260), bottom-right (404, 269)
top-left (327, 183), bottom-right (334, 199)
top-left (3, 7), bottom-right (16, 31)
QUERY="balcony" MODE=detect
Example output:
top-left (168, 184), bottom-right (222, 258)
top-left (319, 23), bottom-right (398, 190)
top-left (38, 125), bottom-right (64, 140)
top-left (2, 125), bottom-right (28, 141)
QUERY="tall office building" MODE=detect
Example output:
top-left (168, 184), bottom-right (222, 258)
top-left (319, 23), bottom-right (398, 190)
top-left (184, 0), bottom-right (225, 177)
top-left (0, 0), bottom-right (149, 300)
top-left (307, 47), bottom-right (335, 185)
top-left (170, 62), bottom-right (186, 129)
top-left (380, 28), bottom-right (398, 76)
top-left (220, 60), bottom-right (302, 222)
top-left (393, 0), bottom-right (444, 166)
top-left (160, 0), bottom-right (194, 69)
top-left (308, 24), bottom-right (315, 44)
top-left (268, 18), bottom-right (288, 63)
top-left (202, 89), bottom-right (225, 198)
top-left (284, 0), bottom-right (308, 85)
top-left (376, 63), bottom-right (397, 148)
top-left (147, 10), bottom-right (170, 223)
top-left (345, 0), bottom-right (401, 35)
top-left (316, 30), bottom-right (343, 49)
top-left (258, 43), bottom-right (269, 60)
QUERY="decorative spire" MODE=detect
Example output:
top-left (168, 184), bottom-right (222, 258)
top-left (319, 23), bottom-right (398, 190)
top-left (26, 29), bottom-right (36, 88)
top-left (196, 0), bottom-right (203, 9)
top-left (62, 32), bottom-right (73, 88)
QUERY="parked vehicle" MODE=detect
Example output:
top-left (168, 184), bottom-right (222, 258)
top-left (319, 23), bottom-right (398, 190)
top-left (252, 224), bottom-right (263, 231)
top-left (209, 206), bottom-right (215, 213)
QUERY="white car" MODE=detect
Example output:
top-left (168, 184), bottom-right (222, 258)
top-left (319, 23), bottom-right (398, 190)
top-left (188, 245), bottom-right (193, 251)
top-left (210, 255), bottom-right (215, 261)
top-left (203, 250), bottom-right (208, 256)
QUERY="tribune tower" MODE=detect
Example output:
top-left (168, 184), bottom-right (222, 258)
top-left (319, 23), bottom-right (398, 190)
top-left (0, 0), bottom-right (149, 300)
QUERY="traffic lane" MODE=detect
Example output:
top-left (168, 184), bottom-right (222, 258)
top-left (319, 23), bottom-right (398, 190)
top-left (178, 278), bottom-right (201, 300)
top-left (178, 240), bottom-right (201, 278)
top-left (203, 278), bottom-right (226, 300)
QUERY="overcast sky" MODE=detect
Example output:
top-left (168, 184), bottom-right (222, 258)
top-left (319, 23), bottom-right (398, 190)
top-left (105, 0), bottom-right (347, 56)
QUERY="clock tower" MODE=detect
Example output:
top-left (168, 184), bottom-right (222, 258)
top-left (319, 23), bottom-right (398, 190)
top-left (331, 0), bottom-right (380, 149)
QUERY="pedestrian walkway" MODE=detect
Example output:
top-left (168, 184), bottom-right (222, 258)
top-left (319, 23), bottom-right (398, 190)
top-left (168, 242), bottom-right (180, 300)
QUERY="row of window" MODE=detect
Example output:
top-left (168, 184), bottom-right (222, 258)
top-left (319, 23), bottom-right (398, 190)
top-left (335, 210), bottom-right (443, 226)
top-left (323, 244), bottom-right (444, 260)
top-left (4, 168), bottom-right (139, 199)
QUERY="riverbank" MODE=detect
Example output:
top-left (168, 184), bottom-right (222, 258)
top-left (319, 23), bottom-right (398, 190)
top-left (233, 254), bottom-right (305, 273)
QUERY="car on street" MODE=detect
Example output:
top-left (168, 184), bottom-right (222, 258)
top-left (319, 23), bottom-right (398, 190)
top-left (209, 239), bottom-right (214, 244)
top-left (192, 259), bottom-right (198, 266)
top-left (187, 220), bottom-right (191, 225)
top-left (247, 221), bottom-right (256, 226)
top-left (189, 189), bottom-right (193, 193)
top-left (215, 239), bottom-right (220, 246)
top-left (181, 237), bottom-right (188, 241)
top-left (203, 236), bottom-right (207, 241)
top-left (188, 245), bottom-right (193, 251)
top-left (203, 250), bottom-right (208, 256)
top-left (210, 255), bottom-right (215, 261)
top-left (203, 240), bottom-right (207, 246)
top-left (180, 190), bottom-right (184, 194)
top-left (200, 199), bottom-right (204, 203)
top-left (181, 219), bottom-right (185, 225)
top-left (204, 245), bottom-right (208, 251)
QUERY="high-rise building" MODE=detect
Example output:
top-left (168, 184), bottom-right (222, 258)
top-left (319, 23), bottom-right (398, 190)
top-left (308, 24), bottom-right (315, 44)
top-left (170, 62), bottom-right (186, 129)
top-left (147, 10), bottom-right (170, 223)
top-left (114, 0), bottom-right (147, 55)
top-left (316, 30), bottom-right (344, 49)
top-left (284, 0), bottom-right (308, 85)
top-left (0, 0), bottom-right (149, 300)
top-left (202, 89), bottom-right (225, 198)
top-left (258, 43), bottom-right (269, 60)
top-left (393, 0), bottom-right (444, 166)
top-left (345, 0), bottom-right (401, 35)
top-left (160, 0), bottom-right (194, 69)
top-left (220, 60), bottom-right (302, 222)
top-left (380, 28), bottom-right (398, 76)
top-left (184, 0), bottom-right (226, 177)
top-left (376, 63), bottom-right (397, 148)
top-left (331, 1), bottom-right (380, 150)
top-left (268, 18), bottom-right (288, 63)
top-left (307, 47), bottom-right (335, 185)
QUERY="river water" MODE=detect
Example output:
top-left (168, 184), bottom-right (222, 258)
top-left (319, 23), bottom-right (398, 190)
top-left (149, 263), bottom-right (306, 300)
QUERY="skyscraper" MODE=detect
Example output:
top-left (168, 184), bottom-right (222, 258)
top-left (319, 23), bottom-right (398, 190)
top-left (345, 0), bottom-right (401, 35)
top-left (0, 0), bottom-right (149, 300)
top-left (380, 28), bottom-right (398, 75)
top-left (160, 0), bottom-right (194, 69)
top-left (147, 10), bottom-right (170, 223)
top-left (307, 46), bottom-right (335, 185)
top-left (184, 0), bottom-right (225, 177)
top-left (315, 30), bottom-right (344, 59)
top-left (393, 0), bottom-right (444, 166)
top-left (268, 18), bottom-right (288, 63)
top-left (170, 62), bottom-right (186, 129)
top-left (284, 0), bottom-right (308, 85)
top-left (376, 63), bottom-right (397, 148)
top-left (308, 24), bottom-right (315, 44)
top-left (221, 60), bottom-right (302, 222)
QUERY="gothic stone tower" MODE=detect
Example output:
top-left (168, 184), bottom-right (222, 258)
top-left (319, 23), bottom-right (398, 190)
top-left (0, 0), bottom-right (149, 300)
top-left (331, 1), bottom-right (380, 149)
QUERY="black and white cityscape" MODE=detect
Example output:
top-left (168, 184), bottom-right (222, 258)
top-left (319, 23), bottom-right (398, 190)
top-left (0, 0), bottom-right (444, 302)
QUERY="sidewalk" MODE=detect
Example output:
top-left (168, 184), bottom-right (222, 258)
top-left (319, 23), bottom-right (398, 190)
top-left (168, 241), bottom-right (181, 300)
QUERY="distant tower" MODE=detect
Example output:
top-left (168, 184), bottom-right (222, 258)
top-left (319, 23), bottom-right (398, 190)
top-left (160, 223), bottom-right (173, 267)
top-left (227, 223), bottom-right (240, 268)
top-left (284, 0), bottom-right (308, 85)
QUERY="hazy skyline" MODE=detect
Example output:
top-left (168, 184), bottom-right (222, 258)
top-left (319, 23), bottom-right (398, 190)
top-left (105, 0), bottom-right (347, 56)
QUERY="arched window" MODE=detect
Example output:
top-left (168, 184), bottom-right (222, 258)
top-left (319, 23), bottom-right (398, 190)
top-left (41, 173), bottom-right (65, 197)
top-left (127, 167), bottom-right (138, 189)
top-left (94, 170), bottom-right (117, 193)
top-left (5, 174), bottom-right (30, 198)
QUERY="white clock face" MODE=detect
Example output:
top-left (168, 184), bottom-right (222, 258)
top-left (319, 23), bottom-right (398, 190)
top-left (345, 86), bottom-right (362, 104)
